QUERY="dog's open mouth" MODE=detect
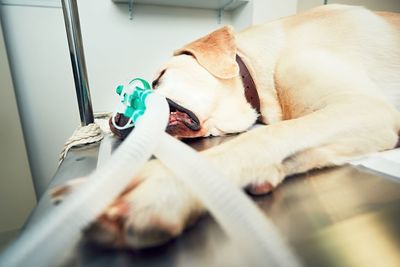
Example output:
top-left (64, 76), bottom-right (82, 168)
top-left (109, 98), bottom-right (201, 139)
top-left (166, 98), bottom-right (200, 134)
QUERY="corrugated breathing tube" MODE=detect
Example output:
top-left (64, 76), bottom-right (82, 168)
top-left (0, 79), bottom-right (301, 267)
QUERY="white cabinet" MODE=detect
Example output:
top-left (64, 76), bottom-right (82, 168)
top-left (112, 0), bottom-right (250, 23)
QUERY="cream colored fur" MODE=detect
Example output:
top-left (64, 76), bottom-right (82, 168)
top-left (53, 5), bottom-right (400, 249)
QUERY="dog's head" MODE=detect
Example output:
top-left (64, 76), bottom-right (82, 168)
top-left (153, 26), bottom-right (259, 138)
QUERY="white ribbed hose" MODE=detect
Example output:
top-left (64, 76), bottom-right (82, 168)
top-left (0, 93), bottom-right (301, 267)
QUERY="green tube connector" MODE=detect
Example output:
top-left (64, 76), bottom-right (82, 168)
top-left (113, 78), bottom-right (153, 129)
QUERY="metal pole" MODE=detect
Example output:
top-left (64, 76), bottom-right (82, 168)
top-left (61, 0), bottom-right (94, 126)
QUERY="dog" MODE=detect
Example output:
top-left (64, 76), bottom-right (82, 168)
top-left (52, 4), bottom-right (400, 249)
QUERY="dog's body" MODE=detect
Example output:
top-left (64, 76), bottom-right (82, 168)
top-left (54, 5), bottom-right (400, 248)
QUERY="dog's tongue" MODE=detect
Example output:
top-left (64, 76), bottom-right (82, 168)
top-left (166, 110), bottom-right (200, 137)
top-left (168, 111), bottom-right (193, 127)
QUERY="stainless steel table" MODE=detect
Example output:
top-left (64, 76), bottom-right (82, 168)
top-left (23, 135), bottom-right (400, 267)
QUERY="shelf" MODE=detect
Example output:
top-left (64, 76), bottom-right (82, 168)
top-left (112, 0), bottom-right (249, 11)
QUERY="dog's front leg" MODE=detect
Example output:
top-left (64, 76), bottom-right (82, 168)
top-left (204, 98), bottom-right (399, 195)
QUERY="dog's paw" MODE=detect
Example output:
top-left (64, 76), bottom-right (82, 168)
top-left (84, 160), bottom-right (203, 249)
top-left (243, 163), bottom-right (285, 196)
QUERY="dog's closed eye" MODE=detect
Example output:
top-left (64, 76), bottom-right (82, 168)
top-left (152, 69), bottom-right (166, 89)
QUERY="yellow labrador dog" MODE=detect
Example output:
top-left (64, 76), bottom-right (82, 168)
top-left (54, 4), bottom-right (400, 249)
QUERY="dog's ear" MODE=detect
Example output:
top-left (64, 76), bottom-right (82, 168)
top-left (174, 26), bottom-right (239, 79)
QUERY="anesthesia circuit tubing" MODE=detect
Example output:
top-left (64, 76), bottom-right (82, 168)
top-left (0, 93), bottom-right (301, 267)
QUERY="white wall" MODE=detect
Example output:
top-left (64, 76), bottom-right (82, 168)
top-left (1, 1), bottom-right (232, 197)
top-left (231, 0), bottom-right (254, 30)
top-left (232, 0), bottom-right (298, 30)
top-left (253, 0), bottom-right (297, 24)
top-left (0, 17), bottom-right (36, 249)
top-left (297, 0), bottom-right (324, 12)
